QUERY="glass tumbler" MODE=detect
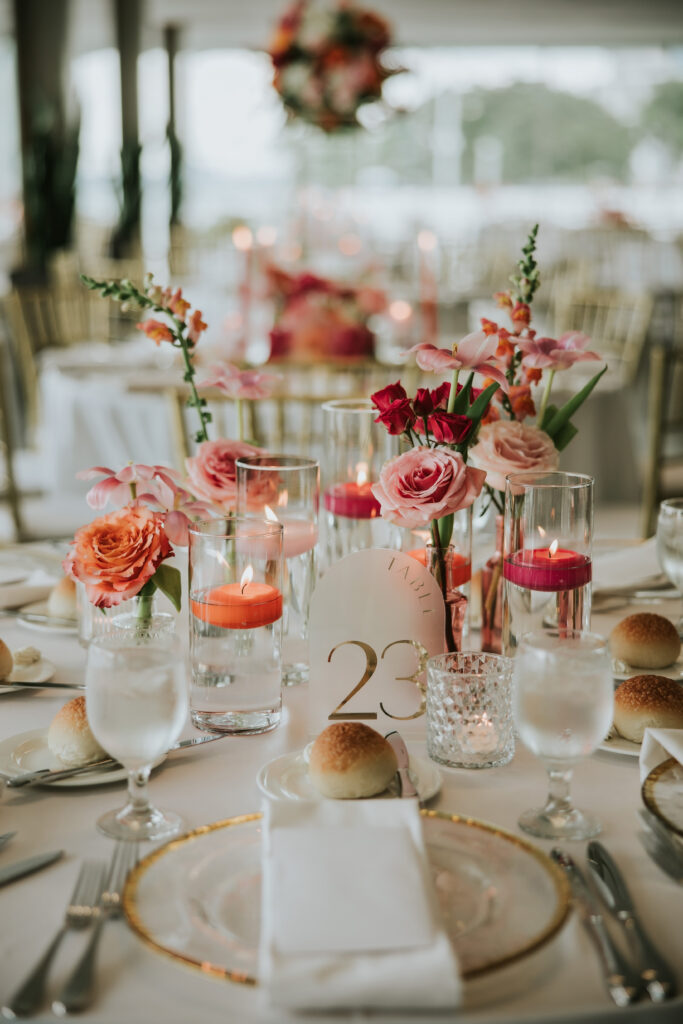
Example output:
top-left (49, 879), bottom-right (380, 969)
top-left (656, 498), bottom-right (683, 636)
top-left (189, 517), bottom-right (284, 734)
top-left (236, 455), bottom-right (319, 686)
top-left (426, 652), bottom-right (515, 769)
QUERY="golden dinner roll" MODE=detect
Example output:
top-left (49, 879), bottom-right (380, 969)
top-left (0, 639), bottom-right (13, 681)
top-left (47, 576), bottom-right (77, 620)
top-left (609, 613), bottom-right (681, 669)
top-left (613, 675), bottom-right (683, 743)
top-left (47, 696), bottom-right (107, 767)
top-left (308, 722), bottom-right (398, 799)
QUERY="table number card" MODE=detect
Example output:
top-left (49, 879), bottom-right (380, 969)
top-left (309, 549), bottom-right (445, 738)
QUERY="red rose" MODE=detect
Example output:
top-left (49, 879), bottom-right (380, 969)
top-left (375, 398), bottom-right (416, 435)
top-left (371, 381), bottom-right (407, 413)
top-left (413, 388), bottom-right (435, 417)
top-left (430, 381), bottom-right (451, 409)
top-left (427, 411), bottom-right (473, 444)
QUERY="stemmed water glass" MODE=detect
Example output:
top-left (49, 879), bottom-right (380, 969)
top-left (656, 498), bottom-right (683, 637)
top-left (85, 634), bottom-right (189, 841)
top-left (513, 629), bottom-right (613, 840)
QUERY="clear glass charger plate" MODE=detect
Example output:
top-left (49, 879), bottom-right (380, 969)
top-left (642, 758), bottom-right (683, 837)
top-left (123, 810), bottom-right (570, 985)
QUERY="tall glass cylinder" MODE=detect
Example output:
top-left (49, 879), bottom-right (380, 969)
top-left (502, 472), bottom-right (593, 656)
top-left (189, 517), bottom-right (283, 734)
top-left (322, 399), bottom-right (400, 566)
top-left (236, 455), bottom-right (318, 687)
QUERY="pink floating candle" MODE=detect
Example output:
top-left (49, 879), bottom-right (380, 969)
top-left (504, 547), bottom-right (591, 592)
top-left (324, 482), bottom-right (380, 519)
top-left (280, 518), bottom-right (318, 558)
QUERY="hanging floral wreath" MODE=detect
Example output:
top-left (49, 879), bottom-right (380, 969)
top-left (268, 0), bottom-right (398, 132)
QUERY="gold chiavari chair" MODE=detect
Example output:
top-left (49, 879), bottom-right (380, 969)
top-left (0, 337), bottom-right (25, 540)
top-left (641, 340), bottom-right (683, 537)
top-left (552, 288), bottom-right (653, 388)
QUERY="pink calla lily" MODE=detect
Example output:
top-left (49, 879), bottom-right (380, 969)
top-left (405, 331), bottom-right (510, 392)
top-left (516, 332), bottom-right (602, 371)
top-left (77, 464), bottom-right (182, 513)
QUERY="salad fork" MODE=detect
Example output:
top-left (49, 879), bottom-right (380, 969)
top-left (52, 841), bottom-right (139, 1016)
top-left (1, 860), bottom-right (106, 1019)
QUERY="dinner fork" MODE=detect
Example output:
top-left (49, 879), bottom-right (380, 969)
top-left (1, 860), bottom-right (106, 1019)
top-left (52, 841), bottom-right (139, 1016)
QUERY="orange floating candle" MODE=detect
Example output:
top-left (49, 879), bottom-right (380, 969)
top-left (407, 548), bottom-right (471, 588)
top-left (191, 575), bottom-right (282, 630)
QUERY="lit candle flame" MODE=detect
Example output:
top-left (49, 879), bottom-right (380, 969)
top-left (538, 526), bottom-right (547, 538)
top-left (276, 490), bottom-right (288, 508)
top-left (207, 549), bottom-right (231, 569)
top-left (549, 539), bottom-right (559, 557)
top-left (356, 462), bottom-right (368, 487)
top-left (240, 565), bottom-right (254, 594)
top-left (232, 225), bottom-right (253, 251)
top-left (264, 505), bottom-right (280, 523)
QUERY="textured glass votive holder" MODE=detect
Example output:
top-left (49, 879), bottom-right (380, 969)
top-left (426, 652), bottom-right (515, 769)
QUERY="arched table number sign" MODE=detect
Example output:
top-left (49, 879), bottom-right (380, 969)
top-left (309, 550), bottom-right (446, 738)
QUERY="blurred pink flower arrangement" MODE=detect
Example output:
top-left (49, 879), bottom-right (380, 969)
top-left (268, 0), bottom-right (399, 132)
top-left (266, 264), bottom-right (386, 361)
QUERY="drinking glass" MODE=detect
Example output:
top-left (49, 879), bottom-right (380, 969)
top-left (656, 498), bottom-right (683, 636)
top-left (85, 634), bottom-right (188, 841)
top-left (513, 629), bottom-right (613, 840)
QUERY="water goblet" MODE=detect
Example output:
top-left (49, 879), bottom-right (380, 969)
top-left (656, 498), bottom-right (683, 636)
top-left (513, 629), bottom-right (613, 840)
top-left (85, 634), bottom-right (188, 841)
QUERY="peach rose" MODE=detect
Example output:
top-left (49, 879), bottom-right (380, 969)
top-left (63, 506), bottom-right (173, 608)
top-left (185, 440), bottom-right (265, 510)
top-left (469, 421), bottom-right (559, 492)
top-left (372, 446), bottom-right (486, 529)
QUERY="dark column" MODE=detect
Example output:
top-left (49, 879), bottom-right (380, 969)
top-left (111, 0), bottom-right (142, 257)
top-left (13, 0), bottom-right (77, 277)
top-left (164, 23), bottom-right (183, 226)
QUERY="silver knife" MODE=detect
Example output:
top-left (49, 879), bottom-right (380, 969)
top-left (0, 849), bottom-right (63, 887)
top-left (551, 849), bottom-right (643, 1007)
top-left (1, 681), bottom-right (85, 691)
top-left (587, 840), bottom-right (677, 1002)
top-left (385, 731), bottom-right (419, 799)
top-left (5, 732), bottom-right (230, 788)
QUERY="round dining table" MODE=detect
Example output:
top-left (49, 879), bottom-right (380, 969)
top-left (0, 572), bottom-right (682, 1024)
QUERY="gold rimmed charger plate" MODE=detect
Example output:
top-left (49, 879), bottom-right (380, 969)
top-left (642, 757), bottom-right (683, 838)
top-left (123, 810), bottom-right (570, 986)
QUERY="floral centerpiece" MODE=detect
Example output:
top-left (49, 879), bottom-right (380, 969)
top-left (465, 225), bottom-right (606, 650)
top-left (268, 0), bottom-right (398, 132)
top-left (370, 332), bottom-right (508, 652)
top-left (70, 277), bottom-right (276, 631)
top-left (266, 264), bottom-right (386, 360)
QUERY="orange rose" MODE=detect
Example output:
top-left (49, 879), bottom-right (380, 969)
top-left (63, 506), bottom-right (173, 608)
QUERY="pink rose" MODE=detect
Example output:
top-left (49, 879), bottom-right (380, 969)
top-left (469, 421), bottom-right (559, 492)
top-left (185, 440), bottom-right (265, 510)
top-left (372, 447), bottom-right (486, 529)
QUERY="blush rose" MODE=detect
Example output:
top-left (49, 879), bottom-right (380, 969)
top-left (371, 446), bottom-right (485, 529)
top-left (185, 439), bottom-right (265, 509)
top-left (469, 420), bottom-right (559, 492)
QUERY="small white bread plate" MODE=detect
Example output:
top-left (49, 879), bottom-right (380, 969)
top-left (0, 729), bottom-right (127, 787)
top-left (597, 733), bottom-right (640, 758)
top-left (612, 656), bottom-right (683, 683)
top-left (257, 743), bottom-right (442, 802)
top-left (17, 601), bottom-right (77, 635)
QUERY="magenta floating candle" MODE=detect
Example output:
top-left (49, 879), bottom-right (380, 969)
top-left (323, 482), bottom-right (380, 520)
top-left (504, 547), bottom-right (592, 592)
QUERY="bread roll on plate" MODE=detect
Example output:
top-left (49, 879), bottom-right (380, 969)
top-left (609, 613), bottom-right (680, 670)
top-left (47, 695), bottom-right (107, 767)
top-left (47, 576), bottom-right (77, 620)
top-left (613, 675), bottom-right (683, 743)
top-left (0, 639), bottom-right (13, 681)
top-left (308, 722), bottom-right (398, 799)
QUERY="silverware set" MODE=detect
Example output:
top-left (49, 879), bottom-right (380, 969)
top-left (552, 841), bottom-right (678, 1007)
top-left (2, 842), bottom-right (139, 1019)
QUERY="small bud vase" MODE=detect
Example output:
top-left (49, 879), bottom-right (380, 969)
top-left (481, 515), bottom-right (504, 654)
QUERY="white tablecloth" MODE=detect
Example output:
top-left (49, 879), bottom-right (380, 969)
top-left (0, 587), bottom-right (682, 1023)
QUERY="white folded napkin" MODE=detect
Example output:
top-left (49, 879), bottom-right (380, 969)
top-left (640, 727), bottom-right (683, 782)
top-left (0, 570), bottom-right (57, 610)
top-left (592, 538), bottom-right (661, 593)
top-left (260, 797), bottom-right (461, 1011)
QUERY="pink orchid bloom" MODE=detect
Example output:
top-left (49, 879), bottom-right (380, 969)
top-left (77, 464), bottom-right (182, 512)
top-left (135, 485), bottom-right (214, 546)
top-left (198, 363), bottom-right (281, 400)
top-left (516, 332), bottom-right (602, 371)
top-left (405, 331), bottom-right (510, 392)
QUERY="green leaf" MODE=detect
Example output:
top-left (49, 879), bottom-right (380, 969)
top-left (544, 366), bottom-right (607, 438)
top-left (437, 514), bottom-right (454, 548)
top-left (467, 381), bottom-right (500, 422)
top-left (153, 564), bottom-right (182, 612)
top-left (552, 421), bottom-right (579, 452)
top-left (539, 403), bottom-right (558, 431)
top-left (450, 372), bottom-right (473, 414)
